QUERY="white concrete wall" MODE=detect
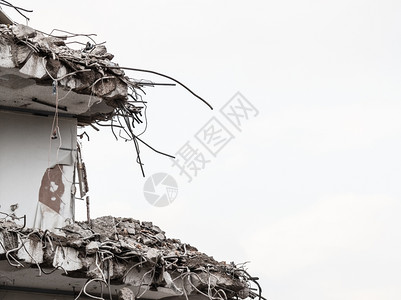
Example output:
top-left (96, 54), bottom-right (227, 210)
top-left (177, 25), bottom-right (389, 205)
top-left (0, 110), bottom-right (76, 230)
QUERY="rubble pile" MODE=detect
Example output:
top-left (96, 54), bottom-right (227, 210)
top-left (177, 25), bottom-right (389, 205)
top-left (0, 216), bottom-right (261, 300)
top-left (0, 23), bottom-right (141, 124)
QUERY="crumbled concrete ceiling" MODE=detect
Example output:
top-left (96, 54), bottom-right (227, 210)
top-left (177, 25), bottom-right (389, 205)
top-left (0, 216), bottom-right (263, 300)
top-left (0, 23), bottom-right (140, 125)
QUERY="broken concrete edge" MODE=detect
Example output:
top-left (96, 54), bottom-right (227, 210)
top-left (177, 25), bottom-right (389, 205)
top-left (0, 216), bottom-right (263, 300)
top-left (0, 9), bottom-right (12, 25)
top-left (0, 23), bottom-right (141, 125)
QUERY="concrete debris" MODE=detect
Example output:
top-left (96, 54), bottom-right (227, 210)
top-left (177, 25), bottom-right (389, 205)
top-left (53, 246), bottom-right (83, 271)
top-left (86, 241), bottom-right (100, 254)
top-left (0, 216), bottom-right (260, 300)
top-left (0, 23), bottom-right (140, 124)
top-left (11, 24), bottom-right (36, 39)
top-left (17, 237), bottom-right (43, 264)
top-left (118, 287), bottom-right (134, 300)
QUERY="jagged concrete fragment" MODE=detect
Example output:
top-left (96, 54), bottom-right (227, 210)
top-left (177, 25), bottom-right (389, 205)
top-left (0, 222), bottom-right (19, 255)
top-left (86, 241), bottom-right (100, 254)
top-left (118, 287), bottom-right (134, 300)
top-left (145, 248), bottom-right (159, 262)
top-left (17, 237), bottom-right (44, 264)
top-left (15, 44), bottom-right (31, 66)
top-left (11, 24), bottom-right (36, 39)
top-left (0, 37), bottom-right (14, 68)
top-left (19, 55), bottom-right (47, 79)
top-left (53, 246), bottom-right (83, 271)
top-left (90, 215), bottom-right (118, 241)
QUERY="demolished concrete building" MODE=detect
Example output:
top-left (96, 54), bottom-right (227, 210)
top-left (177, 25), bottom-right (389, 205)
top-left (0, 7), bottom-right (264, 300)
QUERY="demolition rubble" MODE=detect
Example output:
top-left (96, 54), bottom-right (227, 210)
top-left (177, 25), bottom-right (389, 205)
top-left (0, 216), bottom-right (261, 299)
top-left (0, 23), bottom-right (141, 125)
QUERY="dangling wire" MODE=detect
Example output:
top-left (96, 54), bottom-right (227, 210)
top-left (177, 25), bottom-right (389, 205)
top-left (107, 66), bottom-right (213, 110)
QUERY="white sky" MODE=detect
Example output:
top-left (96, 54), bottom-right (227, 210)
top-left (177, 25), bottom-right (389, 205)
top-left (4, 1), bottom-right (401, 299)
